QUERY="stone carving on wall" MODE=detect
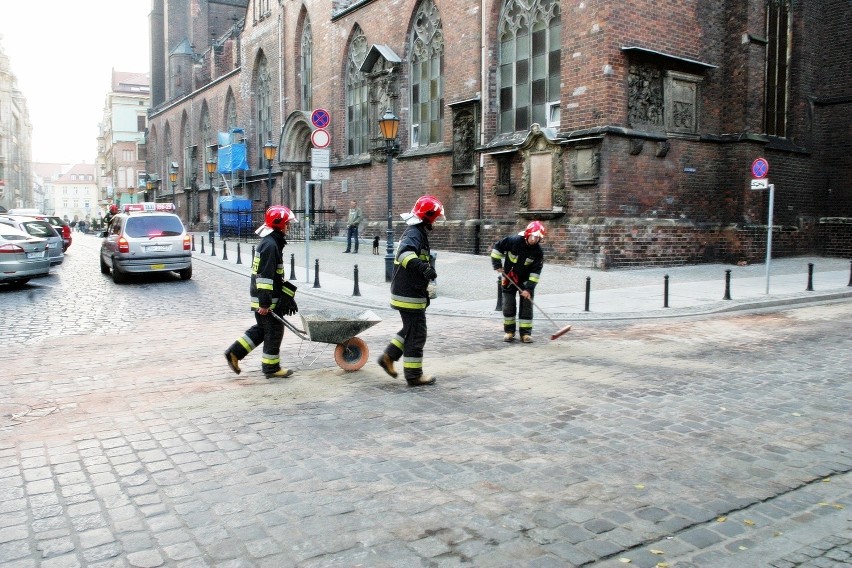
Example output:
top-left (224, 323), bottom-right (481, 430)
top-left (664, 71), bottom-right (702, 135)
top-left (518, 124), bottom-right (565, 216)
top-left (628, 64), bottom-right (663, 129)
top-left (570, 144), bottom-right (600, 186)
top-left (451, 108), bottom-right (476, 187)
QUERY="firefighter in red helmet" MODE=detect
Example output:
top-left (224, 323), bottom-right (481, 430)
top-left (377, 195), bottom-right (444, 387)
top-left (224, 206), bottom-right (299, 378)
top-left (491, 221), bottom-right (546, 343)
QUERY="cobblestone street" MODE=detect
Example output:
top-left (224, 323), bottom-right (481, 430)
top-left (1, 235), bottom-right (849, 567)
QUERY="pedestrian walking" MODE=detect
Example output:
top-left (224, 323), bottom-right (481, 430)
top-left (377, 195), bottom-right (444, 387)
top-left (342, 199), bottom-right (363, 253)
top-left (491, 220), bottom-right (546, 343)
top-left (224, 206), bottom-right (299, 378)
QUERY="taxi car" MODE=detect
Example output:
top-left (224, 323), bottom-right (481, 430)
top-left (99, 203), bottom-right (192, 283)
top-left (0, 224), bottom-right (50, 286)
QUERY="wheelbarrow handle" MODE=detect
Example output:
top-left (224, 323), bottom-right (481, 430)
top-left (268, 311), bottom-right (310, 341)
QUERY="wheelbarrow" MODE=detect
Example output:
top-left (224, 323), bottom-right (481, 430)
top-left (270, 309), bottom-right (381, 371)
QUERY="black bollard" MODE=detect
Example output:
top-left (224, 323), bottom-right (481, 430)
top-left (200, 237), bottom-right (206, 254)
top-left (222, 241), bottom-right (228, 261)
top-left (251, 245), bottom-right (255, 261)
top-left (235, 242), bottom-right (242, 264)
top-left (290, 253), bottom-right (296, 280)
top-left (848, 260), bottom-right (852, 287)
top-left (313, 259), bottom-right (321, 288)
top-left (210, 237), bottom-right (216, 257)
top-left (723, 269), bottom-right (732, 300)
top-left (191, 234), bottom-right (196, 252)
top-left (353, 265), bottom-right (361, 296)
top-left (806, 262), bottom-right (814, 291)
top-left (495, 275), bottom-right (503, 311)
top-left (663, 274), bottom-right (669, 308)
top-left (584, 276), bottom-right (591, 312)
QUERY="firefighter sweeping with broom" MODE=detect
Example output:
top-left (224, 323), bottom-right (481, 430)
top-left (491, 221), bottom-right (547, 343)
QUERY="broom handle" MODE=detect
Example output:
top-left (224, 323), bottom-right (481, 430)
top-left (500, 272), bottom-right (562, 329)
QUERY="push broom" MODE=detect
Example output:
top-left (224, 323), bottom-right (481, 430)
top-left (502, 276), bottom-right (572, 340)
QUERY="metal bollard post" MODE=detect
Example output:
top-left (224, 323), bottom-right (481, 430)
top-left (723, 269), bottom-right (732, 300)
top-left (806, 263), bottom-right (814, 291)
top-left (495, 275), bottom-right (503, 311)
top-left (290, 253), bottom-right (296, 280)
top-left (353, 265), bottom-right (361, 296)
top-left (848, 260), bottom-right (852, 287)
top-left (235, 242), bottom-right (242, 264)
top-left (222, 241), bottom-right (228, 261)
top-left (663, 274), bottom-right (669, 308)
top-left (313, 259), bottom-right (321, 288)
top-left (210, 237), bottom-right (216, 257)
top-left (584, 276), bottom-right (591, 312)
top-left (191, 234), bottom-right (196, 252)
top-left (200, 237), bottom-right (206, 254)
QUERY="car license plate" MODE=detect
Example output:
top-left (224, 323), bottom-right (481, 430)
top-left (146, 245), bottom-right (170, 252)
top-left (48, 242), bottom-right (59, 249)
top-left (150, 264), bottom-right (166, 270)
top-left (27, 251), bottom-right (45, 259)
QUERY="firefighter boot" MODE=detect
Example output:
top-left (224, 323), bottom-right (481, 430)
top-left (224, 351), bottom-right (241, 375)
top-left (377, 353), bottom-right (398, 378)
top-left (407, 375), bottom-right (436, 387)
top-left (521, 335), bottom-right (533, 343)
top-left (503, 332), bottom-right (515, 342)
top-left (265, 368), bottom-right (294, 379)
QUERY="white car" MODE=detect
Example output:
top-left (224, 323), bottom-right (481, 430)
top-left (99, 203), bottom-right (192, 283)
top-left (0, 215), bottom-right (64, 266)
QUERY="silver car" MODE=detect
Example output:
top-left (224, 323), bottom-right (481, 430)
top-left (0, 215), bottom-right (64, 266)
top-left (0, 224), bottom-right (50, 286)
top-left (99, 203), bottom-right (192, 283)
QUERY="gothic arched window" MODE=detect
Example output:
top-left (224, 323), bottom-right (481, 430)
top-left (345, 27), bottom-right (369, 156)
top-left (409, 0), bottom-right (444, 147)
top-left (255, 53), bottom-right (273, 168)
top-left (301, 19), bottom-right (313, 111)
top-left (498, 0), bottom-right (561, 134)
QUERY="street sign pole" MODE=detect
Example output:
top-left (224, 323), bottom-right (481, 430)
top-left (765, 184), bottom-right (774, 294)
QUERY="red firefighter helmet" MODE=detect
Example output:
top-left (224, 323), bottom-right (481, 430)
top-left (404, 195), bottom-right (445, 226)
top-left (256, 205), bottom-right (297, 236)
top-left (522, 220), bottom-right (546, 241)
top-left (109, 204), bottom-right (118, 215)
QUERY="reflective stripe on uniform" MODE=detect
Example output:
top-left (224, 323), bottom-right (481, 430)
top-left (261, 352), bottom-right (280, 366)
top-left (518, 319), bottom-right (533, 330)
top-left (398, 250), bottom-right (417, 268)
top-left (403, 356), bottom-right (423, 369)
top-left (391, 334), bottom-right (404, 351)
top-left (528, 271), bottom-right (540, 283)
top-left (250, 296), bottom-right (279, 310)
top-left (490, 248), bottom-right (505, 261)
top-left (503, 317), bottom-right (516, 326)
top-left (237, 335), bottom-right (257, 352)
top-left (390, 294), bottom-right (427, 310)
top-left (255, 277), bottom-right (274, 290)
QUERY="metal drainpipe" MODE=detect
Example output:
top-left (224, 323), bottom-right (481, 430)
top-left (475, 0), bottom-right (486, 256)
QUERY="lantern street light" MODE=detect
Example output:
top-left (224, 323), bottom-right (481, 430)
top-left (263, 140), bottom-right (277, 209)
top-left (169, 162), bottom-right (178, 206)
top-left (378, 109), bottom-right (400, 282)
top-left (206, 158), bottom-right (217, 246)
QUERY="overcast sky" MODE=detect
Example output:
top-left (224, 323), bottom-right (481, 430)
top-left (0, 1), bottom-right (151, 164)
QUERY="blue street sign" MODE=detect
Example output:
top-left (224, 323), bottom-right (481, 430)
top-left (311, 109), bottom-right (330, 129)
top-left (751, 157), bottom-right (769, 179)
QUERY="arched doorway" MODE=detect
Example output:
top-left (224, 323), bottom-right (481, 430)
top-left (278, 111), bottom-right (312, 211)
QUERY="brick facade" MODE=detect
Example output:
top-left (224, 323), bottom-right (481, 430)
top-left (146, 0), bottom-right (851, 268)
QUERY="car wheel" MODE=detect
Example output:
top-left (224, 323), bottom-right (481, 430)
top-left (8, 279), bottom-right (30, 288)
top-left (111, 263), bottom-right (127, 284)
top-left (179, 266), bottom-right (192, 280)
top-left (100, 255), bottom-right (110, 274)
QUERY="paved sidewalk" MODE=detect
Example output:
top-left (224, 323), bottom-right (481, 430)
top-left (193, 233), bottom-right (852, 321)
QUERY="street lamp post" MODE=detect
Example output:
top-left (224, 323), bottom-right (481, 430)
top-left (378, 109), bottom-right (400, 282)
top-left (207, 158), bottom-right (217, 246)
top-left (263, 140), bottom-right (277, 209)
top-left (169, 163), bottom-right (178, 207)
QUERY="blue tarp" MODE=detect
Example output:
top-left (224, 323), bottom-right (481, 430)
top-left (218, 196), bottom-right (254, 238)
top-left (217, 143), bottom-right (248, 173)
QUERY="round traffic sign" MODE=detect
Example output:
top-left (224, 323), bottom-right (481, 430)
top-left (311, 128), bottom-right (330, 149)
top-left (751, 157), bottom-right (769, 179)
top-left (310, 108), bottom-right (330, 129)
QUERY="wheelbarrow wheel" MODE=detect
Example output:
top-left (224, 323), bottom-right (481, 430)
top-left (334, 337), bottom-right (369, 371)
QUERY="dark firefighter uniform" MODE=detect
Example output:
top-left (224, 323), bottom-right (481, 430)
top-left (225, 230), bottom-right (296, 375)
top-left (491, 234), bottom-right (544, 338)
top-left (383, 223), bottom-right (435, 383)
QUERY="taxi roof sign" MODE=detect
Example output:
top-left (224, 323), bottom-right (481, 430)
top-left (122, 202), bottom-right (176, 213)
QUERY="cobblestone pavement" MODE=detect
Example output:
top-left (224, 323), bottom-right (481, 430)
top-left (0, 234), bottom-right (849, 567)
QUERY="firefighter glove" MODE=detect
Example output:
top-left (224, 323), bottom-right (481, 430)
top-left (421, 264), bottom-right (438, 281)
top-left (280, 281), bottom-right (299, 316)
